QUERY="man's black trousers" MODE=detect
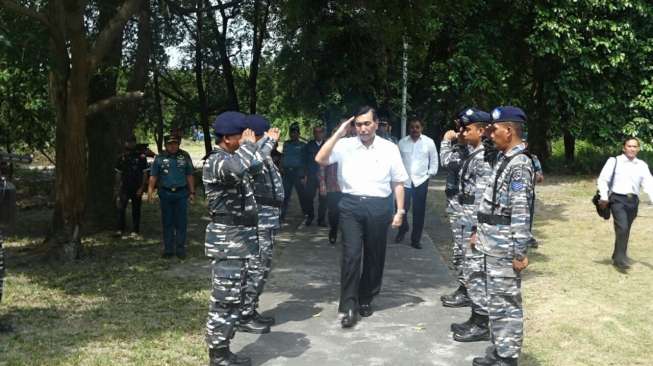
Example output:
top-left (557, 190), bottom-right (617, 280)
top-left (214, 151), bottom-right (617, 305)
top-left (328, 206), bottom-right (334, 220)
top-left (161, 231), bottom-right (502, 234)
top-left (398, 179), bottom-right (429, 245)
top-left (610, 193), bottom-right (639, 265)
top-left (281, 167), bottom-right (308, 219)
top-left (327, 192), bottom-right (343, 232)
top-left (118, 190), bottom-right (142, 233)
top-left (304, 173), bottom-right (327, 222)
top-left (338, 194), bottom-right (393, 313)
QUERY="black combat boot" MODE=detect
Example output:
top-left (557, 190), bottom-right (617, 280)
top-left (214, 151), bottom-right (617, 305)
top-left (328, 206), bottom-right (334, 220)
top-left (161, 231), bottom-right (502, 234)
top-left (252, 310), bottom-right (275, 326)
top-left (453, 313), bottom-right (490, 342)
top-left (450, 308), bottom-right (477, 333)
top-left (209, 347), bottom-right (251, 366)
top-left (473, 351), bottom-right (518, 366)
top-left (440, 285), bottom-right (471, 307)
top-left (236, 316), bottom-right (271, 334)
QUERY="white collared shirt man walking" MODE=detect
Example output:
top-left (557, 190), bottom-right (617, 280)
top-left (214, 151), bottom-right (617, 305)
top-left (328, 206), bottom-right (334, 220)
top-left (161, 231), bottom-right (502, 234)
top-left (315, 106), bottom-right (408, 329)
top-left (597, 137), bottom-right (653, 269)
top-left (396, 119), bottom-right (438, 249)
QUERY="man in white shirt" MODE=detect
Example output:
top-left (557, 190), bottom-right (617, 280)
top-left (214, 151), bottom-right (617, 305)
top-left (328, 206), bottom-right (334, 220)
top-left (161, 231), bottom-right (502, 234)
top-left (597, 137), bottom-right (653, 270)
top-left (315, 106), bottom-right (408, 329)
top-left (396, 119), bottom-right (438, 249)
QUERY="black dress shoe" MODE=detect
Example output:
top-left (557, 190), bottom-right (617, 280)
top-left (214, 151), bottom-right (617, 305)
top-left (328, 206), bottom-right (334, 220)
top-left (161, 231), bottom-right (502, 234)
top-left (341, 309), bottom-right (357, 328)
top-left (252, 310), bottom-right (275, 326)
top-left (305, 216), bottom-right (313, 226)
top-left (359, 304), bottom-right (374, 317)
top-left (613, 260), bottom-right (630, 270)
top-left (410, 242), bottom-right (422, 249)
top-left (394, 231), bottom-right (406, 243)
top-left (236, 318), bottom-right (271, 334)
top-left (328, 228), bottom-right (337, 244)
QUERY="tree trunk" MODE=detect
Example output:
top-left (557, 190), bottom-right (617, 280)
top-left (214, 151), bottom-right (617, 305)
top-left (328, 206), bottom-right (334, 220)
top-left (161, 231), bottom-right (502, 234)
top-left (564, 129), bottom-right (575, 162)
top-left (528, 58), bottom-right (553, 162)
top-left (85, 0), bottom-right (124, 231)
top-left (153, 67), bottom-right (164, 154)
top-left (194, 1), bottom-right (212, 155)
top-left (207, 2), bottom-right (239, 111)
top-left (248, 0), bottom-right (269, 115)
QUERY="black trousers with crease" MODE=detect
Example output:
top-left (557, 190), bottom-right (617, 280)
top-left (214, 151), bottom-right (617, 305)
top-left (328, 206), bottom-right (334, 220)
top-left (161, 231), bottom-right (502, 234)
top-left (610, 193), bottom-right (638, 264)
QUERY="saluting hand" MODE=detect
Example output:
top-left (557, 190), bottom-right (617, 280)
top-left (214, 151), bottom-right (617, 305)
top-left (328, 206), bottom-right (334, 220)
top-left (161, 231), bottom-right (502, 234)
top-left (513, 256), bottom-right (529, 272)
top-left (240, 129), bottom-right (256, 145)
top-left (335, 116), bottom-right (355, 138)
top-left (266, 127), bottom-right (281, 141)
top-left (444, 130), bottom-right (458, 141)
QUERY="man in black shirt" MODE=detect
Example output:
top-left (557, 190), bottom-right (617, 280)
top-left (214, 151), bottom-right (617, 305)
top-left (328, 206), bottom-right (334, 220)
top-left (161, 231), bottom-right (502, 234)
top-left (115, 136), bottom-right (148, 236)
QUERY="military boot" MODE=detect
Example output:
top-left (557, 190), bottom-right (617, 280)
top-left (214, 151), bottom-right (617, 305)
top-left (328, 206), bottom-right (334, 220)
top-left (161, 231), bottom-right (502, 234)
top-left (440, 285), bottom-right (471, 307)
top-left (236, 317), bottom-right (271, 334)
top-left (472, 351), bottom-right (518, 366)
top-left (209, 347), bottom-right (251, 366)
top-left (453, 313), bottom-right (490, 342)
top-left (450, 308), bottom-right (477, 333)
top-left (252, 310), bottom-right (275, 326)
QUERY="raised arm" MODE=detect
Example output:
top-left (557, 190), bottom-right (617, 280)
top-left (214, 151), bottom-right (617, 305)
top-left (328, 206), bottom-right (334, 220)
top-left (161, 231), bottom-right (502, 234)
top-left (315, 117), bottom-right (353, 166)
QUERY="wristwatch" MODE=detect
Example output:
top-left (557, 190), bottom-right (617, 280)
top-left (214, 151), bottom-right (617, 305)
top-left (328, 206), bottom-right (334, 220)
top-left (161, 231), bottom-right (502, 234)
top-left (396, 209), bottom-right (406, 215)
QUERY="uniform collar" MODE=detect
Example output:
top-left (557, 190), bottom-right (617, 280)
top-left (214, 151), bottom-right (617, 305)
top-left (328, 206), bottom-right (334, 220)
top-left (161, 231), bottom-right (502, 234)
top-left (504, 143), bottom-right (526, 158)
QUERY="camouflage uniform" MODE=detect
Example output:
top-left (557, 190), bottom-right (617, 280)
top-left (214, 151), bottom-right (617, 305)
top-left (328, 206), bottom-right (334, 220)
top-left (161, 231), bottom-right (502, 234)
top-left (440, 139), bottom-right (469, 273)
top-left (203, 141), bottom-right (259, 350)
top-left (240, 136), bottom-right (283, 318)
top-left (476, 143), bottom-right (534, 359)
top-left (458, 145), bottom-right (493, 315)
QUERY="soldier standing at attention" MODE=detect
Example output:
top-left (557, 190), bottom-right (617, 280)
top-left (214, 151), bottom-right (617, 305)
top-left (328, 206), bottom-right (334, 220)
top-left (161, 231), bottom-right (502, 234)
top-left (115, 136), bottom-right (148, 237)
top-left (147, 135), bottom-right (195, 259)
top-left (237, 114), bottom-right (283, 333)
top-left (471, 106), bottom-right (534, 366)
top-left (203, 112), bottom-right (259, 366)
top-left (440, 111), bottom-right (471, 307)
top-left (450, 109), bottom-right (493, 343)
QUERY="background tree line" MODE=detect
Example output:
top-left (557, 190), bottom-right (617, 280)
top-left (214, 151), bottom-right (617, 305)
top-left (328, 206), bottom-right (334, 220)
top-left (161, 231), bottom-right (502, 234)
top-left (1, 0), bottom-right (652, 261)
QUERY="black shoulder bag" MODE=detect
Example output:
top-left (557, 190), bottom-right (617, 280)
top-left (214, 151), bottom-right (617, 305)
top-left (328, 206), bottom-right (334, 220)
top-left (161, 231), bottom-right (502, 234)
top-left (592, 157), bottom-right (617, 220)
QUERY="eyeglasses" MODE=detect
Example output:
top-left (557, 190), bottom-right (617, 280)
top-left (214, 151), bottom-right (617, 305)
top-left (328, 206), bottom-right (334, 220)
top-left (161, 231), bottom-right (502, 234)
top-left (354, 121), bottom-right (374, 128)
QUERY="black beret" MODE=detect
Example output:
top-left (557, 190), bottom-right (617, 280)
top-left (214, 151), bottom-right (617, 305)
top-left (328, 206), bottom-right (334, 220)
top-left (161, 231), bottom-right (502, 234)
top-left (460, 108), bottom-right (492, 126)
top-left (213, 111), bottom-right (247, 136)
top-left (491, 106), bottom-right (527, 123)
top-left (246, 114), bottom-right (270, 136)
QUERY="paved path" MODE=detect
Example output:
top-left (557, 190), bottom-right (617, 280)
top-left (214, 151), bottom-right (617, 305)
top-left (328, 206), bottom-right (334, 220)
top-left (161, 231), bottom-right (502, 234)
top-left (231, 177), bottom-right (487, 365)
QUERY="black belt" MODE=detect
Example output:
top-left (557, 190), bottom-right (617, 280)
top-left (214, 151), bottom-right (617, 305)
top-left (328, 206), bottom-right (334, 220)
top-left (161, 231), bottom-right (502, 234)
top-left (477, 212), bottom-right (511, 225)
top-left (342, 193), bottom-right (391, 201)
top-left (445, 188), bottom-right (459, 198)
top-left (255, 196), bottom-right (282, 208)
top-left (211, 214), bottom-right (257, 227)
top-left (160, 186), bottom-right (187, 192)
top-left (458, 194), bottom-right (475, 205)
top-left (612, 193), bottom-right (638, 200)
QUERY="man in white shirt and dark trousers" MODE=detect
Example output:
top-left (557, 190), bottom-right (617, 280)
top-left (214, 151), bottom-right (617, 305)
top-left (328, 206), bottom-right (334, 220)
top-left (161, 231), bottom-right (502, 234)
top-left (396, 118), bottom-right (438, 249)
top-left (597, 137), bottom-right (653, 270)
top-left (315, 106), bottom-right (408, 329)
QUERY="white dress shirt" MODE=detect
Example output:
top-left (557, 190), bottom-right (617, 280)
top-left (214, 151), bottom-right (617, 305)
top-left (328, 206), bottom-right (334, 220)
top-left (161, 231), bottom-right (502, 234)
top-left (597, 154), bottom-right (653, 201)
top-left (328, 135), bottom-right (408, 197)
top-left (398, 134), bottom-right (438, 187)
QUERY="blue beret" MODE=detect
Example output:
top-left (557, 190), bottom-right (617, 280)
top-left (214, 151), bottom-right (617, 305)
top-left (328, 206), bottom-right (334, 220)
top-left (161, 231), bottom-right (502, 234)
top-left (460, 107), bottom-right (492, 126)
top-left (213, 111), bottom-right (247, 136)
top-left (246, 114), bottom-right (270, 136)
top-left (491, 106), bottom-right (527, 123)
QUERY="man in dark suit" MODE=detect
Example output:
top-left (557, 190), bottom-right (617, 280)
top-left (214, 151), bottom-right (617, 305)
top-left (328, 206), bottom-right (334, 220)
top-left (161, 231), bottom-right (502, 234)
top-left (303, 126), bottom-right (327, 226)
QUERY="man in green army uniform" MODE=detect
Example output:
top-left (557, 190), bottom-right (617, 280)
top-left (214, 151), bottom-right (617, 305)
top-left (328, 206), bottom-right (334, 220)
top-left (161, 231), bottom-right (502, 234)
top-left (471, 106), bottom-right (534, 366)
top-left (203, 111), bottom-right (259, 366)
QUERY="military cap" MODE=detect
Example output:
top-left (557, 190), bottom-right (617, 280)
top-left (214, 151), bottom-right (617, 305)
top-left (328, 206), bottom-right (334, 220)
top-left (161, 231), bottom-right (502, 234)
top-left (491, 106), bottom-right (527, 123)
top-left (460, 107), bottom-right (492, 126)
top-left (213, 111), bottom-right (247, 136)
top-left (164, 134), bottom-right (180, 144)
top-left (246, 114), bottom-right (270, 136)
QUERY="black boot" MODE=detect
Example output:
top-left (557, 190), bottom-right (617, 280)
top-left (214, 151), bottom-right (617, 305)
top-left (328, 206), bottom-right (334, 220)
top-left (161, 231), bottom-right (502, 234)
top-left (328, 228), bottom-right (337, 244)
top-left (473, 351), bottom-right (518, 366)
top-left (252, 310), bottom-right (275, 326)
top-left (453, 313), bottom-right (490, 342)
top-left (450, 309), bottom-right (476, 333)
top-left (441, 285), bottom-right (471, 307)
top-left (235, 317), bottom-right (270, 334)
top-left (209, 347), bottom-right (251, 366)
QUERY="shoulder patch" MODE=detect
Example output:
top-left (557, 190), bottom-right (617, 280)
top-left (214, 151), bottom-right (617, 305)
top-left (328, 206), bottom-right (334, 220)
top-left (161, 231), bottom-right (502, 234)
top-left (510, 181), bottom-right (524, 191)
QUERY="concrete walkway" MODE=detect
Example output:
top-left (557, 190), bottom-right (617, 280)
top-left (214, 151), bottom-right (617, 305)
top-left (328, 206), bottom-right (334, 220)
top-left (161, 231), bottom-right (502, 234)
top-left (232, 177), bottom-right (487, 365)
